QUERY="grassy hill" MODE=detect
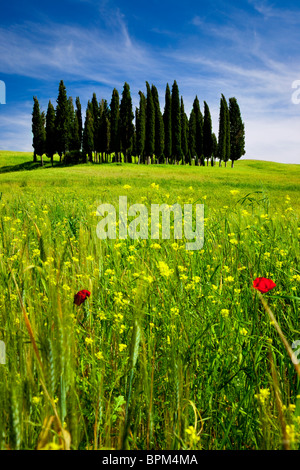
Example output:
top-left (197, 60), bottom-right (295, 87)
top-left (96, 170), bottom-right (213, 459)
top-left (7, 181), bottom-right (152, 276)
top-left (0, 150), bottom-right (299, 450)
top-left (0, 151), bottom-right (299, 211)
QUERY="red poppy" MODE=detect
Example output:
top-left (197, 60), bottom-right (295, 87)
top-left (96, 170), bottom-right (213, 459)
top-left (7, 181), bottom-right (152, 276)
top-left (74, 290), bottom-right (91, 306)
top-left (253, 277), bottom-right (276, 293)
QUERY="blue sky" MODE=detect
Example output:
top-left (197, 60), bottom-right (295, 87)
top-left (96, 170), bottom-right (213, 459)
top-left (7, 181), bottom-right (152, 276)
top-left (1, 0), bottom-right (300, 163)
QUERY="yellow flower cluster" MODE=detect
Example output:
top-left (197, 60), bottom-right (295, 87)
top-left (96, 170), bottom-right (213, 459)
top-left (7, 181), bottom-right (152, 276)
top-left (157, 261), bottom-right (174, 278)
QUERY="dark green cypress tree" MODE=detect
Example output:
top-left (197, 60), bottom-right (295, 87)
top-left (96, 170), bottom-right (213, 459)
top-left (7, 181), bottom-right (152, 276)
top-left (211, 132), bottom-right (218, 166)
top-left (136, 91), bottom-right (146, 164)
top-left (171, 80), bottom-right (181, 164)
top-left (218, 94), bottom-right (230, 167)
top-left (45, 100), bottom-right (56, 166)
top-left (180, 97), bottom-right (188, 164)
top-left (82, 102), bottom-right (94, 163)
top-left (110, 88), bottom-right (120, 162)
top-left (75, 97), bottom-right (83, 149)
top-left (151, 84), bottom-right (164, 164)
top-left (229, 97), bottom-right (245, 168)
top-left (98, 99), bottom-right (111, 163)
top-left (120, 82), bottom-right (134, 163)
top-left (55, 80), bottom-right (70, 161)
top-left (192, 96), bottom-right (204, 166)
top-left (203, 101), bottom-right (213, 166)
top-left (163, 83), bottom-right (172, 164)
top-left (67, 96), bottom-right (76, 152)
top-left (188, 108), bottom-right (196, 165)
top-left (32, 96), bottom-right (46, 164)
top-left (90, 93), bottom-right (99, 162)
top-left (145, 81), bottom-right (155, 165)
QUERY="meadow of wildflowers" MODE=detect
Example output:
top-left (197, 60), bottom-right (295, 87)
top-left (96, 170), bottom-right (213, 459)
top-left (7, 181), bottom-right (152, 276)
top-left (0, 153), bottom-right (299, 450)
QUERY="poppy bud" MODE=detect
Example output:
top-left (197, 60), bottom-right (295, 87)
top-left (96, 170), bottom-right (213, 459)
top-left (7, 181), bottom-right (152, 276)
top-left (74, 290), bottom-right (91, 306)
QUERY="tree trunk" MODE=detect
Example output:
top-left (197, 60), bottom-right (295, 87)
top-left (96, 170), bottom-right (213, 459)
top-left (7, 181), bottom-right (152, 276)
top-left (231, 160), bottom-right (234, 168)
top-left (33, 151), bottom-right (37, 163)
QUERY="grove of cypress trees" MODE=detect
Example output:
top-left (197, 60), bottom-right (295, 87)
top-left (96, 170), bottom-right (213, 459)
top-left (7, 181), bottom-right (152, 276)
top-left (32, 96), bottom-right (46, 164)
top-left (229, 97), bottom-right (245, 168)
top-left (171, 80), bottom-right (181, 164)
top-left (163, 83), bottom-right (172, 164)
top-left (45, 100), bottom-right (56, 166)
top-left (203, 101), bottom-right (213, 166)
top-left (120, 82), bottom-right (134, 163)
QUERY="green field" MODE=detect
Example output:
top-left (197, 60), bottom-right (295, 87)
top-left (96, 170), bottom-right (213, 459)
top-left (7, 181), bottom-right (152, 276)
top-left (0, 151), bottom-right (299, 450)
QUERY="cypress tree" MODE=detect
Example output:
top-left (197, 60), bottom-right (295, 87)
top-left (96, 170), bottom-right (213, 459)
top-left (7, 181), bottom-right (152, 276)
top-left (136, 91), bottom-right (146, 164)
top-left (151, 84), bottom-right (164, 164)
top-left (45, 100), bottom-right (56, 166)
top-left (91, 93), bottom-right (100, 162)
top-left (203, 101), bottom-right (213, 166)
top-left (188, 108), bottom-right (196, 165)
top-left (145, 81), bottom-right (155, 165)
top-left (192, 96), bottom-right (204, 166)
top-left (32, 96), bottom-right (46, 164)
top-left (98, 99), bottom-right (111, 163)
top-left (55, 80), bottom-right (70, 161)
top-left (218, 94), bottom-right (230, 167)
top-left (211, 132), bottom-right (218, 166)
top-left (229, 97), bottom-right (245, 168)
top-left (75, 97), bottom-right (83, 149)
top-left (180, 96), bottom-right (188, 164)
top-left (67, 97), bottom-right (76, 152)
top-left (171, 80), bottom-right (181, 164)
top-left (120, 82), bottom-right (134, 163)
top-left (163, 83), bottom-right (172, 164)
top-left (82, 102), bottom-right (94, 163)
top-left (110, 88), bottom-right (120, 163)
